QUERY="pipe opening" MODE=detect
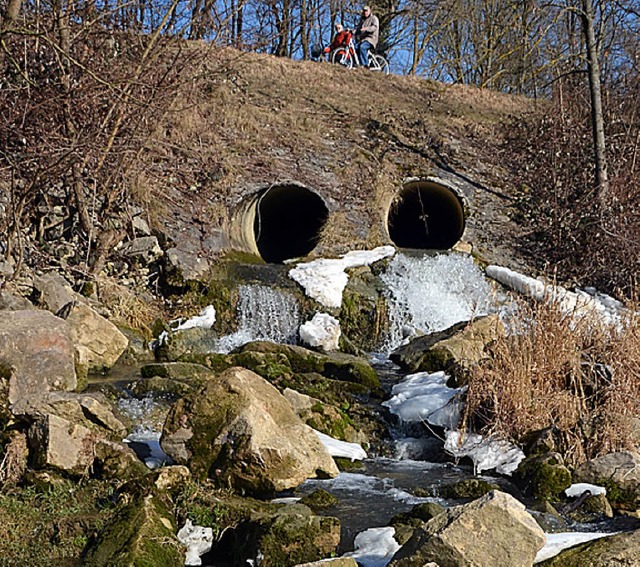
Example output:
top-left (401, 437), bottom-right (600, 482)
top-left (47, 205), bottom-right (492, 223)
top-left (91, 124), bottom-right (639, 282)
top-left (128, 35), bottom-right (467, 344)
top-left (254, 184), bottom-right (329, 263)
top-left (387, 181), bottom-right (465, 249)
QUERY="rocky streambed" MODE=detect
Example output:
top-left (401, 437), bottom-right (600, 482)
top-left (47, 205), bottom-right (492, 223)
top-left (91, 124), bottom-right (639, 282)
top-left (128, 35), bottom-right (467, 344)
top-left (0, 251), bottom-right (638, 566)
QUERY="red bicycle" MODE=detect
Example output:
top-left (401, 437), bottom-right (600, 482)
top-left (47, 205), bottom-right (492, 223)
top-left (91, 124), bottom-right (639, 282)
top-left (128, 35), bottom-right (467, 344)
top-left (330, 31), bottom-right (390, 75)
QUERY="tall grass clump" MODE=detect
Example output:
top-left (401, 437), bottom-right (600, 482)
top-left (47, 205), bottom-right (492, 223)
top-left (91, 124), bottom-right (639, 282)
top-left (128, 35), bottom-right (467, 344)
top-left (464, 296), bottom-right (640, 467)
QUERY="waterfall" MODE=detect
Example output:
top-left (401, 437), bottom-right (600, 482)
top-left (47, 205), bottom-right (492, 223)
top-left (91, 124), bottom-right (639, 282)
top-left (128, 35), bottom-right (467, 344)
top-left (381, 252), bottom-right (496, 352)
top-left (216, 284), bottom-right (300, 353)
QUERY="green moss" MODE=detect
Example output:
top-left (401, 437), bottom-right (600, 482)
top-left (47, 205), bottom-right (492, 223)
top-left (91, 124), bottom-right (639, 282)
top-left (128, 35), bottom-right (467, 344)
top-left (298, 489), bottom-right (340, 512)
top-left (597, 478), bottom-right (638, 509)
top-left (516, 457), bottom-right (572, 501)
top-left (333, 457), bottom-right (365, 472)
top-left (419, 347), bottom-right (455, 373)
top-left (84, 493), bottom-right (182, 566)
top-left (439, 479), bottom-right (498, 500)
top-left (256, 510), bottom-right (340, 566)
top-left (0, 480), bottom-right (117, 563)
top-left (391, 502), bottom-right (445, 527)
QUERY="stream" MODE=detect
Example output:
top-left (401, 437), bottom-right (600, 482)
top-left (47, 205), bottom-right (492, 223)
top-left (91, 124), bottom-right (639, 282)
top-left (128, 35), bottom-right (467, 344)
top-left (104, 250), bottom-right (627, 565)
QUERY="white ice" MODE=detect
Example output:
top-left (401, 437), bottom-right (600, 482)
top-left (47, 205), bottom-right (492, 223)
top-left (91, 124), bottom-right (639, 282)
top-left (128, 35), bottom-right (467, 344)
top-left (444, 430), bottom-right (525, 475)
top-left (382, 253), bottom-right (494, 352)
top-left (565, 483), bottom-right (607, 497)
top-left (382, 371), bottom-right (464, 429)
top-left (534, 532), bottom-right (619, 563)
top-left (342, 527), bottom-right (401, 567)
top-left (288, 246), bottom-right (395, 308)
top-left (300, 313), bottom-right (341, 351)
top-left (175, 305), bottom-right (217, 330)
top-left (177, 519), bottom-right (214, 566)
top-left (314, 430), bottom-right (367, 461)
top-left (486, 265), bottom-right (623, 326)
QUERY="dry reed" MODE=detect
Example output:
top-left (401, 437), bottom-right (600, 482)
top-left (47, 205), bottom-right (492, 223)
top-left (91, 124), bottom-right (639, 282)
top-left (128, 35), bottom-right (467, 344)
top-left (464, 295), bottom-right (640, 467)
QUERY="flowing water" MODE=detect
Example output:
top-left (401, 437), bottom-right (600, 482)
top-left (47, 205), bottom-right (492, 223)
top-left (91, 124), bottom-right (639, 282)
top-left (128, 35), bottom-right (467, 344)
top-left (216, 284), bottom-right (300, 353)
top-left (109, 250), bottom-right (626, 563)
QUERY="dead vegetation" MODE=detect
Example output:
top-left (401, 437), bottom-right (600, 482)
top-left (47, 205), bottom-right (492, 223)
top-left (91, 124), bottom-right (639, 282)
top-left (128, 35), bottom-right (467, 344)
top-left (465, 296), bottom-right (640, 467)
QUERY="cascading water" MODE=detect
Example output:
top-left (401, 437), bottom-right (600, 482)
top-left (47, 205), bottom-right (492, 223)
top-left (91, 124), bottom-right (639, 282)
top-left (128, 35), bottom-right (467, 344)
top-left (216, 284), bottom-right (301, 352)
top-left (381, 252), bottom-right (497, 352)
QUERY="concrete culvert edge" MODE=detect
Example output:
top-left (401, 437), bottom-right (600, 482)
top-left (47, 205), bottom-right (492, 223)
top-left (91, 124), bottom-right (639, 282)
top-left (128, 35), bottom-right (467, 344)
top-left (387, 180), bottom-right (466, 250)
top-left (232, 183), bottom-right (330, 264)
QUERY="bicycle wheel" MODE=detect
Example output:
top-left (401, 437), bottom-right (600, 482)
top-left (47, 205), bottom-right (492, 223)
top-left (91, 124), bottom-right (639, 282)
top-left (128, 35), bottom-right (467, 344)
top-left (331, 48), bottom-right (353, 69)
top-left (369, 53), bottom-right (390, 75)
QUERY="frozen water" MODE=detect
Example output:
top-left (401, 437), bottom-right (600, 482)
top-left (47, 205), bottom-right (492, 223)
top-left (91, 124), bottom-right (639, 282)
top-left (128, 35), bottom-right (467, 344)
top-left (289, 246), bottom-right (395, 308)
top-left (382, 371), bottom-right (464, 429)
top-left (215, 284), bottom-right (300, 353)
top-left (314, 430), bottom-right (367, 461)
top-left (300, 312), bottom-right (341, 351)
top-left (343, 527), bottom-right (401, 567)
top-left (382, 253), bottom-right (494, 352)
top-left (444, 430), bottom-right (525, 475)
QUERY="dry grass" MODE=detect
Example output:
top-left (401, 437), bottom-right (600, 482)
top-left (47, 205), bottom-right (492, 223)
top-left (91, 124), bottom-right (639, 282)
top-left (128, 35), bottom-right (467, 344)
top-left (97, 277), bottom-right (164, 336)
top-left (465, 296), bottom-right (640, 467)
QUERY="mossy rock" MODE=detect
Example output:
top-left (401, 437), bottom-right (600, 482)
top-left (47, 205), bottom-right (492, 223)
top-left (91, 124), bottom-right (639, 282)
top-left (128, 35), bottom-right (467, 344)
top-left (84, 493), bottom-right (182, 566)
top-left (155, 327), bottom-right (220, 362)
top-left (333, 457), bottom-right (366, 472)
top-left (179, 352), bottom-right (235, 373)
top-left (515, 454), bottom-right (572, 501)
top-left (438, 479), bottom-right (498, 500)
top-left (566, 493), bottom-right (613, 523)
top-left (236, 342), bottom-right (381, 392)
top-left (129, 377), bottom-right (192, 400)
top-left (595, 478), bottom-right (638, 510)
top-left (339, 271), bottom-right (389, 352)
top-left (299, 489), bottom-right (340, 512)
top-left (220, 504), bottom-right (341, 567)
top-left (141, 362), bottom-right (212, 380)
top-left (391, 502), bottom-right (446, 528)
top-left (117, 327), bottom-right (155, 366)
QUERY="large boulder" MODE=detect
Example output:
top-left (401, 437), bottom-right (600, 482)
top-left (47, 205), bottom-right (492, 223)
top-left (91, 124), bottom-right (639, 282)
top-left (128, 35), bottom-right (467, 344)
top-left (539, 529), bottom-right (640, 566)
top-left (390, 315), bottom-right (505, 385)
top-left (573, 451), bottom-right (640, 509)
top-left (389, 490), bottom-right (546, 567)
top-left (63, 301), bottom-right (129, 373)
top-left (0, 309), bottom-right (77, 405)
top-left (161, 366), bottom-right (339, 496)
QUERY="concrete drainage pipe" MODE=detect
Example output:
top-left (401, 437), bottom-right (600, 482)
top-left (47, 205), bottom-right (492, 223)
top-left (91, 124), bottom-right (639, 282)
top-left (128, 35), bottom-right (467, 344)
top-left (232, 184), bottom-right (329, 263)
top-left (387, 180), bottom-right (466, 250)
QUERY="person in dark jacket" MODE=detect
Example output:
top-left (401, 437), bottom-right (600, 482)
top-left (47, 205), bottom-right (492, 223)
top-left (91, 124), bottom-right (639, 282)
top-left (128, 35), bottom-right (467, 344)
top-left (355, 5), bottom-right (379, 67)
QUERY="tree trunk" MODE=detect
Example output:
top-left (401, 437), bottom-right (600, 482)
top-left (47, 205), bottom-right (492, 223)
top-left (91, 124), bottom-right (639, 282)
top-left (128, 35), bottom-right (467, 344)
top-left (581, 0), bottom-right (609, 205)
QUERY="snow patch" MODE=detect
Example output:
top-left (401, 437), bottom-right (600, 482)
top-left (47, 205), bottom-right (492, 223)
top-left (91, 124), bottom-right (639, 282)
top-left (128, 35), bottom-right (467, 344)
top-left (300, 313), bottom-right (341, 351)
top-left (289, 246), bottom-right (395, 308)
top-left (486, 265), bottom-right (623, 326)
top-left (177, 519), bottom-right (214, 566)
top-left (314, 430), bottom-right (367, 461)
top-left (343, 527), bottom-right (401, 567)
top-left (534, 532), bottom-right (619, 563)
top-left (565, 483), bottom-right (607, 498)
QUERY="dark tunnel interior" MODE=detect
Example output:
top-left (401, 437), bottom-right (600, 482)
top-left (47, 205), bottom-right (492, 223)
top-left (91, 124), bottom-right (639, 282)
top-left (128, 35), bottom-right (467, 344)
top-left (387, 181), bottom-right (465, 250)
top-left (254, 184), bottom-right (329, 263)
